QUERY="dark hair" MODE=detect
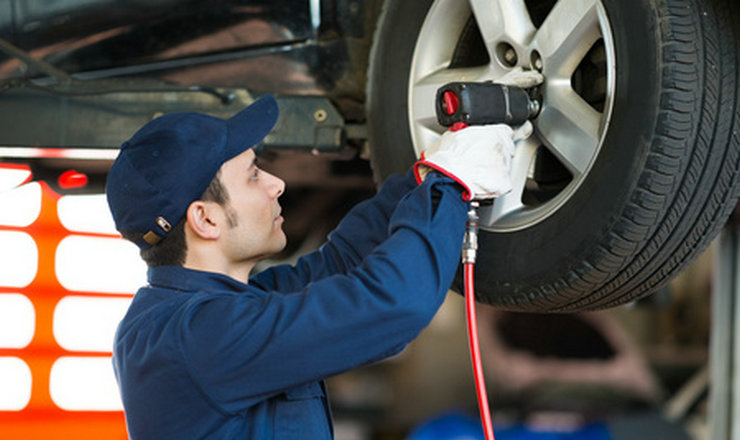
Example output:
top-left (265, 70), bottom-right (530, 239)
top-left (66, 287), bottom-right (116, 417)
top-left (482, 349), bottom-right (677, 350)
top-left (120, 170), bottom-right (230, 267)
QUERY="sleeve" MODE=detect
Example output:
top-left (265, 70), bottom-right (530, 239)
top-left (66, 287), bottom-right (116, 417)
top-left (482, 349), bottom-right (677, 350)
top-left (179, 174), bottom-right (468, 413)
top-left (250, 169), bottom-right (418, 293)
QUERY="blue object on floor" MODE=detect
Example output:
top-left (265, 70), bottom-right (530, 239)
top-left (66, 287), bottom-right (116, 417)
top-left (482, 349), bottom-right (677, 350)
top-left (407, 412), bottom-right (612, 440)
top-left (406, 412), bottom-right (483, 440)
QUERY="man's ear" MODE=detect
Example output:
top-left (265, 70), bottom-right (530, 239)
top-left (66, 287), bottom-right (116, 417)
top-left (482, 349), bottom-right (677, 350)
top-left (185, 200), bottom-right (221, 240)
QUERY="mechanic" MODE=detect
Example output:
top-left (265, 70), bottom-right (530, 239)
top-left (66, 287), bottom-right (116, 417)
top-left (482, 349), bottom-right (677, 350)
top-left (105, 93), bottom-right (521, 439)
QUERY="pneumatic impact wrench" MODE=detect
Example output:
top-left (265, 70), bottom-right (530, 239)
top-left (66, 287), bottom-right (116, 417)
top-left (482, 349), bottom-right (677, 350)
top-left (435, 81), bottom-right (541, 131)
top-left (434, 81), bottom-right (540, 440)
top-left (434, 80), bottom-right (541, 263)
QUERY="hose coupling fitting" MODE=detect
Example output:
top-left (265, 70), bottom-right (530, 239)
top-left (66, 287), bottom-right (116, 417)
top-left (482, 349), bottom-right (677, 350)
top-left (462, 201), bottom-right (480, 264)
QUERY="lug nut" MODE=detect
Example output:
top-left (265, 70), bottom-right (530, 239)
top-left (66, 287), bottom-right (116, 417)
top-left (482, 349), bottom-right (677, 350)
top-left (504, 48), bottom-right (517, 65)
top-left (528, 99), bottom-right (541, 118)
top-left (497, 42), bottom-right (518, 67)
top-left (531, 50), bottom-right (543, 72)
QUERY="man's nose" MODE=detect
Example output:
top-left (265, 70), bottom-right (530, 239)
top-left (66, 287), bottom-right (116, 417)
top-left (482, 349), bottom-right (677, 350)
top-left (266, 172), bottom-right (285, 198)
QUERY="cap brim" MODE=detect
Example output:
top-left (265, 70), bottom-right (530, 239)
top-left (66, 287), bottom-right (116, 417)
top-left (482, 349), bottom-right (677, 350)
top-left (225, 94), bottom-right (279, 154)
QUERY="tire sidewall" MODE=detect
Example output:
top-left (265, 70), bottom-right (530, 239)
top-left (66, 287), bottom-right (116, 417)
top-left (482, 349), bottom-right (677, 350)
top-left (367, 0), bottom-right (435, 182)
top-left (476, 0), bottom-right (664, 294)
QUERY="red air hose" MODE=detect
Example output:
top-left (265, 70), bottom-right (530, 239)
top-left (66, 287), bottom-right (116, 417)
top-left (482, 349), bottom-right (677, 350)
top-left (465, 263), bottom-right (495, 440)
top-left (463, 202), bottom-right (495, 440)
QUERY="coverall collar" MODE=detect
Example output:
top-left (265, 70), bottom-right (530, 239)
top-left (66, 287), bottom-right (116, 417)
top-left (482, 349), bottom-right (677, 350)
top-left (147, 265), bottom-right (250, 293)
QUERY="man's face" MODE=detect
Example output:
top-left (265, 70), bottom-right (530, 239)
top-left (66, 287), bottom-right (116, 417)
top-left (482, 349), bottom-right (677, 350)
top-left (215, 148), bottom-right (286, 265)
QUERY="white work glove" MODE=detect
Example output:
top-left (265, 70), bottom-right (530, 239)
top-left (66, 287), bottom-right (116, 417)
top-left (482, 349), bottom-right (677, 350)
top-left (497, 66), bottom-right (544, 88)
top-left (415, 121), bottom-right (533, 200)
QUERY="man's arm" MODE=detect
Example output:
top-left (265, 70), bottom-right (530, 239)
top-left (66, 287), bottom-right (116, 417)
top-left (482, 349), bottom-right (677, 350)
top-left (179, 174), bottom-right (467, 413)
top-left (250, 169), bottom-right (417, 292)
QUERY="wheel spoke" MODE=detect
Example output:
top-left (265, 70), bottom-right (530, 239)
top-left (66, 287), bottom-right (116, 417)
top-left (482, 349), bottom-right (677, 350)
top-left (537, 84), bottom-right (602, 176)
top-left (480, 137), bottom-right (538, 226)
top-left (532, 0), bottom-right (602, 78)
top-left (469, 0), bottom-right (536, 47)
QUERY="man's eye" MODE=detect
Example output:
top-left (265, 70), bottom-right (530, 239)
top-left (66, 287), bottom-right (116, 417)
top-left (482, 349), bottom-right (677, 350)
top-left (250, 168), bottom-right (260, 180)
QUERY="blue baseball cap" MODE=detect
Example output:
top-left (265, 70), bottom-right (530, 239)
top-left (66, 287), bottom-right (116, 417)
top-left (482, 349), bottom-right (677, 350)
top-left (106, 94), bottom-right (279, 250)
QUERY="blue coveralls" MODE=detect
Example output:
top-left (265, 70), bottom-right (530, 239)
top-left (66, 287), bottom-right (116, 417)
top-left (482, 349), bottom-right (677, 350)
top-left (113, 171), bottom-right (468, 439)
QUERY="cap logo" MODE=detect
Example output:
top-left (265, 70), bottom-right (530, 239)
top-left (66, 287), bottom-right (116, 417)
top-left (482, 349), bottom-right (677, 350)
top-left (156, 216), bottom-right (172, 232)
top-left (142, 231), bottom-right (162, 246)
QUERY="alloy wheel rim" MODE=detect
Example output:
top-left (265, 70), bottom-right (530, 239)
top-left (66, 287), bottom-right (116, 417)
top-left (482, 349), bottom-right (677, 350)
top-left (408, 0), bottom-right (616, 232)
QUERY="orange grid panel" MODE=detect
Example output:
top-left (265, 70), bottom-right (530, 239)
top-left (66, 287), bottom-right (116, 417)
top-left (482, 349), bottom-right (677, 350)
top-left (0, 180), bottom-right (129, 439)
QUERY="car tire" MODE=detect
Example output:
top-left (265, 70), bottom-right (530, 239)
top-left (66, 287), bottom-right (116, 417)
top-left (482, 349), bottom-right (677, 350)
top-left (367, 0), bottom-right (740, 311)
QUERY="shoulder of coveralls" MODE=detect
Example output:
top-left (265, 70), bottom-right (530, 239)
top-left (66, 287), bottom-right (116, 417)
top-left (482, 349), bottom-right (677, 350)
top-left (117, 266), bottom-right (265, 339)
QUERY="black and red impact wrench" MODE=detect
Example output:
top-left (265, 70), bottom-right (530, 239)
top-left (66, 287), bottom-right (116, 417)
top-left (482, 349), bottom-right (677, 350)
top-left (435, 81), bottom-right (541, 131)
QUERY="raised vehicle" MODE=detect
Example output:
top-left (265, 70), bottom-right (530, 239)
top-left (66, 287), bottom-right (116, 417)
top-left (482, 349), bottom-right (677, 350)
top-left (1, 0), bottom-right (738, 311)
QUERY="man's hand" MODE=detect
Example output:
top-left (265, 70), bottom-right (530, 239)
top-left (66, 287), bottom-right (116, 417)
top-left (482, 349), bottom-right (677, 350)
top-left (415, 122), bottom-right (533, 200)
